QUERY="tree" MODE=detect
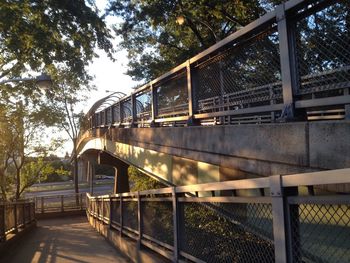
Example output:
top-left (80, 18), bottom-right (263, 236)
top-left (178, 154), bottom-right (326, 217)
top-left (107, 0), bottom-right (281, 81)
top-left (46, 69), bottom-right (93, 196)
top-left (0, 0), bottom-right (113, 90)
top-left (0, 98), bottom-right (61, 200)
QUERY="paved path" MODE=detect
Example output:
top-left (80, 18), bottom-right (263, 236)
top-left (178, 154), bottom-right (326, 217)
top-left (4, 216), bottom-right (129, 263)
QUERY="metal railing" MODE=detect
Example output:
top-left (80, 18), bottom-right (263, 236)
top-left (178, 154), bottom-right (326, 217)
top-left (81, 0), bottom-right (349, 134)
top-left (35, 193), bottom-right (86, 214)
top-left (0, 201), bottom-right (35, 242)
top-left (86, 168), bottom-right (350, 263)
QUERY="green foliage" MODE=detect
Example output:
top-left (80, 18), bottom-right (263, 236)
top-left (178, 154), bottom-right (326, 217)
top-left (128, 166), bottom-right (165, 191)
top-left (0, 0), bottom-right (113, 87)
top-left (107, 0), bottom-right (282, 81)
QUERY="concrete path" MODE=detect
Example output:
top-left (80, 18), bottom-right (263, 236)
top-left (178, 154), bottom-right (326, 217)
top-left (4, 216), bottom-right (130, 263)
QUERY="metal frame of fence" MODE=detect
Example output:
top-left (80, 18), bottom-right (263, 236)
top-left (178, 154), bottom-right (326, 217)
top-left (0, 201), bottom-right (35, 242)
top-left (35, 193), bottom-right (85, 214)
top-left (81, 0), bottom-right (349, 133)
top-left (86, 168), bottom-right (350, 263)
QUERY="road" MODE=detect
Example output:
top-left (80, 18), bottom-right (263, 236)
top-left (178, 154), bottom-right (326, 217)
top-left (24, 184), bottom-right (114, 198)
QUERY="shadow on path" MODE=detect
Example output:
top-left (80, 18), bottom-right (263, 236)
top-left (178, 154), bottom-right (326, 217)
top-left (3, 216), bottom-right (129, 263)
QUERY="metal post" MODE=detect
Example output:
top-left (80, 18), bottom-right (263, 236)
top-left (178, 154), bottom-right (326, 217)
top-left (172, 187), bottom-right (179, 262)
top-left (150, 84), bottom-right (158, 126)
top-left (111, 106), bottom-right (115, 124)
top-left (120, 196), bottom-right (123, 237)
top-left (61, 195), bottom-right (64, 212)
top-left (119, 102), bottom-right (123, 127)
top-left (109, 196), bottom-right (113, 228)
top-left (186, 60), bottom-right (197, 126)
top-left (277, 3), bottom-right (299, 120)
top-left (270, 175), bottom-right (295, 263)
top-left (137, 192), bottom-right (142, 249)
top-left (131, 94), bottom-right (137, 127)
top-left (101, 198), bottom-right (104, 222)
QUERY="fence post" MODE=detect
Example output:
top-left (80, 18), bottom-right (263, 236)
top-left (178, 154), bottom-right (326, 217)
top-left (186, 60), bottom-right (197, 126)
top-left (150, 84), bottom-right (158, 127)
top-left (276, 3), bottom-right (300, 120)
top-left (131, 93), bottom-right (137, 127)
top-left (61, 195), bottom-right (64, 212)
top-left (120, 196), bottom-right (123, 237)
top-left (0, 204), bottom-right (5, 242)
top-left (137, 192), bottom-right (142, 250)
top-left (270, 175), bottom-right (295, 263)
top-left (172, 187), bottom-right (179, 262)
top-left (109, 196), bottom-right (113, 228)
top-left (101, 197), bottom-right (104, 223)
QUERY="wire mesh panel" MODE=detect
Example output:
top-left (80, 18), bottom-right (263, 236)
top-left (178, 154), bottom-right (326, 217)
top-left (179, 201), bottom-right (275, 263)
top-left (156, 70), bottom-right (189, 118)
top-left (290, 202), bottom-right (350, 263)
top-left (122, 200), bottom-right (138, 233)
top-left (193, 26), bottom-right (282, 116)
top-left (112, 104), bottom-right (121, 123)
top-left (142, 200), bottom-right (173, 247)
top-left (100, 111), bottom-right (106, 125)
top-left (135, 89), bottom-right (152, 125)
top-left (111, 198), bottom-right (121, 224)
top-left (106, 108), bottom-right (112, 125)
top-left (294, 2), bottom-right (350, 99)
top-left (121, 98), bottom-right (132, 123)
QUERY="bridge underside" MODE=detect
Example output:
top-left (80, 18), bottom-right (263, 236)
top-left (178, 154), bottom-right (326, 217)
top-left (77, 121), bottom-right (350, 192)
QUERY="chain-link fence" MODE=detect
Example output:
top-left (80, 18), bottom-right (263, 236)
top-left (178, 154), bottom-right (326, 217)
top-left (179, 201), bottom-right (274, 263)
top-left (86, 168), bottom-right (350, 263)
top-left (294, 2), bottom-right (350, 101)
top-left (135, 88), bottom-right (152, 125)
top-left (142, 200), bottom-right (173, 247)
top-left (193, 27), bottom-right (282, 120)
top-left (290, 201), bottom-right (350, 263)
top-left (80, 0), bottom-right (349, 137)
top-left (156, 69), bottom-right (189, 118)
top-left (121, 98), bottom-right (132, 124)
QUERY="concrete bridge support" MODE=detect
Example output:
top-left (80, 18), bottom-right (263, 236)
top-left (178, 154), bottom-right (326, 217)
top-left (98, 152), bottom-right (130, 194)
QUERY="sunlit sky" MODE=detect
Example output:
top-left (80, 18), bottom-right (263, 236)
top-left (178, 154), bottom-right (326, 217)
top-left (56, 0), bottom-right (138, 156)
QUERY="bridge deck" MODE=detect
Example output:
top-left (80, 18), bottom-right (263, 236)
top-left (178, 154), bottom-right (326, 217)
top-left (4, 216), bottom-right (129, 263)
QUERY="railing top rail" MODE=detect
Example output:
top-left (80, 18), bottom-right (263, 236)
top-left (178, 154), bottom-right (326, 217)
top-left (86, 168), bottom-right (350, 201)
top-left (282, 168), bottom-right (350, 187)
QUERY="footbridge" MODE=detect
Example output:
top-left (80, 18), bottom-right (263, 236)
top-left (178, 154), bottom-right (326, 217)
top-left (77, 0), bottom-right (350, 193)
top-left (2, 1), bottom-right (349, 263)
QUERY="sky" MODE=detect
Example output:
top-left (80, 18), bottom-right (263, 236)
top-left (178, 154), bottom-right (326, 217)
top-left (55, 0), bottom-right (138, 156)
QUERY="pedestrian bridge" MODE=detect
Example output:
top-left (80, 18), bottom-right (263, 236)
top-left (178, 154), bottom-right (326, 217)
top-left (2, 0), bottom-right (350, 262)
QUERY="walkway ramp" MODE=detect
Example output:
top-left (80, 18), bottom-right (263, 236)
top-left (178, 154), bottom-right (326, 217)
top-left (3, 216), bottom-right (129, 263)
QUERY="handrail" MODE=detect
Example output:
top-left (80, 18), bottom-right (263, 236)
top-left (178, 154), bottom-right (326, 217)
top-left (86, 167), bottom-right (350, 263)
top-left (78, 0), bottom-right (350, 140)
top-left (0, 200), bottom-right (35, 242)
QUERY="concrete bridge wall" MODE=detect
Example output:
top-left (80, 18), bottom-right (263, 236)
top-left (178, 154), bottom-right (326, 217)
top-left (77, 121), bottom-right (350, 185)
